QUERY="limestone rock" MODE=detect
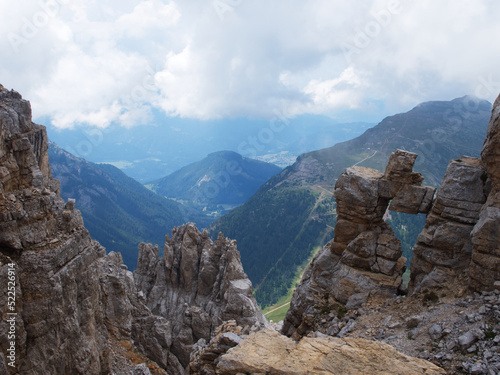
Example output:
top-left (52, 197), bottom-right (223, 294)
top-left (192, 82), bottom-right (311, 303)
top-left (384, 149), bottom-right (424, 185)
top-left (134, 224), bottom-right (267, 367)
top-left (470, 93), bottom-right (500, 291)
top-left (0, 85), bottom-right (175, 374)
top-left (284, 149), bottom-right (434, 338)
top-left (410, 157), bottom-right (487, 294)
top-left (189, 320), bottom-right (244, 375)
top-left (216, 328), bottom-right (445, 375)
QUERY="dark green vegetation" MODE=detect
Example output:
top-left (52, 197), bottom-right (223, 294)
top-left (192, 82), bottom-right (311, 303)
top-left (211, 96), bottom-right (492, 308)
top-left (149, 151), bottom-right (281, 218)
top-left (210, 181), bottom-right (337, 308)
top-left (386, 212), bottom-right (427, 266)
top-left (49, 143), bottom-right (210, 269)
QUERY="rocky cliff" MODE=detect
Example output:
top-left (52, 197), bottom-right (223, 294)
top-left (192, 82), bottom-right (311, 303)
top-left (277, 93), bottom-right (500, 373)
top-left (282, 149), bottom-right (436, 338)
top-left (470, 94), bottom-right (500, 291)
top-left (0, 84), bottom-right (268, 374)
top-left (134, 224), bottom-right (267, 367)
top-left (0, 84), bottom-right (186, 374)
top-left (409, 156), bottom-right (487, 294)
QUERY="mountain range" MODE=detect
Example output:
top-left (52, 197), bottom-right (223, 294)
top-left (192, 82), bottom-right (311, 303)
top-left (48, 143), bottom-right (211, 268)
top-left (149, 150), bottom-right (282, 217)
top-left (46, 115), bottom-right (372, 182)
top-left (48, 145), bottom-right (285, 267)
top-left (210, 96), bottom-right (492, 307)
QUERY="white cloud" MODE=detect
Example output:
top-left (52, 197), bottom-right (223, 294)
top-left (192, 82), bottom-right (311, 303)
top-left (1, 0), bottom-right (499, 128)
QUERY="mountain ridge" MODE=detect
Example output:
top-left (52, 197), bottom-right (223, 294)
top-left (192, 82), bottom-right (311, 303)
top-left (150, 150), bottom-right (282, 217)
top-left (48, 142), bottom-right (211, 268)
top-left (210, 95), bottom-right (492, 307)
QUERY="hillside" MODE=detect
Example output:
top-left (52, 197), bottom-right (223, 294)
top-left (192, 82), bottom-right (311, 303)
top-left (210, 96), bottom-right (492, 307)
top-left (48, 143), bottom-right (210, 268)
top-left (149, 150), bottom-right (282, 217)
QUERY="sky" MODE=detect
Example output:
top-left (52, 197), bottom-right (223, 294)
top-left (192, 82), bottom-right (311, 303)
top-left (1, 0), bottom-right (500, 130)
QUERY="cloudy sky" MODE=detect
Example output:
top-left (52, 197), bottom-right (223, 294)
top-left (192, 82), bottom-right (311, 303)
top-left (1, 0), bottom-right (500, 129)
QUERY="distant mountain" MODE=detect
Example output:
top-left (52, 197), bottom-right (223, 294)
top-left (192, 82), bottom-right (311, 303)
top-left (149, 151), bottom-right (282, 217)
top-left (48, 143), bottom-right (210, 269)
top-left (46, 115), bottom-right (372, 183)
top-left (210, 96), bottom-right (492, 307)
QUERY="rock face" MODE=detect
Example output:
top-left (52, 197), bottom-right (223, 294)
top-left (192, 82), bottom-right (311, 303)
top-left (283, 150), bottom-right (435, 338)
top-left (283, 93), bottom-right (500, 341)
top-left (215, 328), bottom-right (445, 375)
top-left (0, 85), bottom-right (180, 374)
top-left (410, 156), bottom-right (487, 293)
top-left (134, 224), bottom-right (267, 367)
top-left (470, 94), bottom-right (500, 291)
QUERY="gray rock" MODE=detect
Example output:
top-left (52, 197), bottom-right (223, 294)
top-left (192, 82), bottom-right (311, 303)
top-left (429, 324), bottom-right (443, 340)
top-left (459, 331), bottom-right (479, 350)
top-left (133, 364), bottom-right (152, 375)
top-left (410, 157), bottom-right (486, 295)
top-left (406, 316), bottom-right (423, 329)
top-left (0, 85), bottom-right (183, 374)
top-left (220, 332), bottom-right (242, 347)
top-left (134, 224), bottom-right (266, 367)
top-left (283, 150), bottom-right (431, 338)
top-left (468, 93), bottom-right (500, 292)
top-left (446, 340), bottom-right (456, 350)
top-left (470, 362), bottom-right (483, 374)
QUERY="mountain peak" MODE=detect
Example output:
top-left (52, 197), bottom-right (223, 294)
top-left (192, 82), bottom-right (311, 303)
top-left (152, 150), bottom-right (281, 210)
top-left (207, 150), bottom-right (242, 159)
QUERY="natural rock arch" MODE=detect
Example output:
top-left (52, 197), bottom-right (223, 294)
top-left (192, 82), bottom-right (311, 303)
top-left (283, 142), bottom-right (493, 338)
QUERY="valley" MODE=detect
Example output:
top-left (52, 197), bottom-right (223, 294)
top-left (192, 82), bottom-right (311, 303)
top-left (48, 96), bottom-right (492, 309)
top-left (211, 96), bottom-right (492, 308)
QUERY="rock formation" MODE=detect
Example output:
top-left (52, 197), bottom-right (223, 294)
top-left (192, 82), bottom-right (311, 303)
top-left (410, 93), bottom-right (500, 294)
top-left (2, 82), bottom-right (497, 375)
top-left (409, 156), bottom-right (487, 293)
top-left (282, 150), bottom-right (436, 338)
top-left (200, 328), bottom-right (445, 374)
top-left (0, 84), bottom-right (181, 374)
top-left (470, 94), bottom-right (500, 291)
top-left (134, 224), bottom-right (267, 367)
top-left (283, 93), bottom-right (500, 343)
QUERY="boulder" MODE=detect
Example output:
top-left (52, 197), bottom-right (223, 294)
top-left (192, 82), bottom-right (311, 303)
top-left (216, 328), bottom-right (445, 375)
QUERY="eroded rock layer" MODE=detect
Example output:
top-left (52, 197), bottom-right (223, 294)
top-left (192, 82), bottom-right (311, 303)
top-left (215, 328), bottom-right (445, 375)
top-left (410, 156), bottom-right (487, 294)
top-left (470, 94), bottom-right (500, 291)
top-left (283, 150), bottom-right (435, 338)
top-left (0, 85), bottom-right (179, 374)
top-left (134, 224), bottom-right (267, 367)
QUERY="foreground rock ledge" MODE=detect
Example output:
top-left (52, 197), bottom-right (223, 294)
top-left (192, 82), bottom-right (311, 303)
top-left (216, 329), bottom-right (445, 375)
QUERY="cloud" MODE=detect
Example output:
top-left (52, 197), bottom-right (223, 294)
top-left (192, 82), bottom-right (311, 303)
top-left (1, 0), bottom-right (499, 128)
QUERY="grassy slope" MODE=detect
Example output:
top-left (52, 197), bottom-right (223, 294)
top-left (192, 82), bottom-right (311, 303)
top-left (262, 245), bottom-right (323, 322)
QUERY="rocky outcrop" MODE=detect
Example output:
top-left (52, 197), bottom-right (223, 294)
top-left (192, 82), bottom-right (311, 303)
top-left (189, 320), bottom-right (244, 375)
top-left (410, 156), bottom-right (487, 294)
top-left (134, 224), bottom-right (267, 367)
top-left (470, 94), bottom-right (500, 291)
top-left (0, 84), bottom-right (268, 374)
top-left (283, 150), bottom-right (435, 338)
top-left (214, 328), bottom-right (445, 375)
top-left (0, 85), bottom-right (180, 374)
